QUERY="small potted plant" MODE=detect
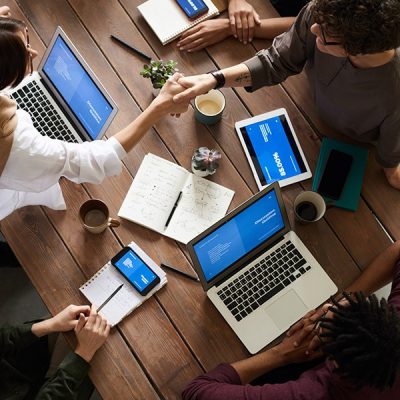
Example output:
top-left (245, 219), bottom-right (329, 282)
top-left (191, 147), bottom-right (222, 177)
top-left (140, 59), bottom-right (178, 96)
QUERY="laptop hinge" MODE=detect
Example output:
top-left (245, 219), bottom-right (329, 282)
top-left (214, 235), bottom-right (286, 288)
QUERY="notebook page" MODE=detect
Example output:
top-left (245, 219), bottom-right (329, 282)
top-left (118, 154), bottom-right (188, 233)
top-left (138, 0), bottom-right (219, 45)
top-left (80, 242), bottom-right (167, 326)
top-left (164, 173), bottom-right (234, 244)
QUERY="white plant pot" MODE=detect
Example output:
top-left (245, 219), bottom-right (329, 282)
top-left (152, 87), bottom-right (161, 97)
top-left (191, 163), bottom-right (216, 177)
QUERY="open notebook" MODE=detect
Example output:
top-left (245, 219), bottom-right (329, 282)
top-left (80, 242), bottom-right (167, 326)
top-left (138, 0), bottom-right (219, 45)
top-left (118, 154), bottom-right (235, 244)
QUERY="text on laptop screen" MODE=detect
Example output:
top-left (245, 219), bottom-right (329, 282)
top-left (240, 115), bottom-right (306, 186)
top-left (193, 189), bottom-right (285, 282)
top-left (42, 36), bottom-right (113, 140)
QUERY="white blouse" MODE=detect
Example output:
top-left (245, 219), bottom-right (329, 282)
top-left (0, 110), bottom-right (126, 220)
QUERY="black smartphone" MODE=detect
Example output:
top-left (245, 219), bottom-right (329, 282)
top-left (317, 149), bottom-right (353, 200)
top-left (111, 247), bottom-right (160, 296)
top-left (175, 0), bottom-right (209, 19)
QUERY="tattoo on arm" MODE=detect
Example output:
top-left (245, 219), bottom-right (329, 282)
top-left (234, 73), bottom-right (251, 85)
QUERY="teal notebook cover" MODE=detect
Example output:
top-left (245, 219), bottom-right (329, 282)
top-left (312, 138), bottom-right (368, 211)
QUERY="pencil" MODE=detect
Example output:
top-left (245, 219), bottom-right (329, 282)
top-left (97, 284), bottom-right (124, 312)
top-left (110, 35), bottom-right (152, 62)
top-left (160, 263), bottom-right (199, 282)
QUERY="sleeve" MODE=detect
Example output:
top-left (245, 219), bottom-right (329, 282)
top-left (388, 260), bottom-right (400, 311)
top-left (4, 110), bottom-right (127, 192)
top-left (181, 363), bottom-right (328, 400)
top-left (34, 352), bottom-right (90, 400)
top-left (0, 322), bottom-right (39, 358)
top-left (375, 109), bottom-right (400, 168)
top-left (243, 4), bottom-right (314, 92)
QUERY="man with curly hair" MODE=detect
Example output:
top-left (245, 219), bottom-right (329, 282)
top-left (182, 240), bottom-right (400, 399)
top-left (174, 0), bottom-right (400, 190)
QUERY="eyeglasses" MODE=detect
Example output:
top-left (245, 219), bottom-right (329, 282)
top-left (320, 25), bottom-right (341, 46)
top-left (25, 27), bottom-right (33, 75)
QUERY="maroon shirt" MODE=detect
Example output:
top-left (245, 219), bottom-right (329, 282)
top-left (182, 262), bottom-right (400, 400)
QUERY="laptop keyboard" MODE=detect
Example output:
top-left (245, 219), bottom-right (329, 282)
top-left (10, 81), bottom-right (79, 143)
top-left (217, 241), bottom-right (311, 322)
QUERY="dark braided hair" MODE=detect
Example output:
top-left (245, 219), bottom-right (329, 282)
top-left (319, 292), bottom-right (400, 390)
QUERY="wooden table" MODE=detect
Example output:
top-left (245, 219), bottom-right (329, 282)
top-left (1, 1), bottom-right (399, 399)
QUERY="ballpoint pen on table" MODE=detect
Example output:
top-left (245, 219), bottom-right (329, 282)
top-left (97, 283), bottom-right (124, 312)
top-left (160, 263), bottom-right (200, 282)
top-left (110, 34), bottom-right (152, 62)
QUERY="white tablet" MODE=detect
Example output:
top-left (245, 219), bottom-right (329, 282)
top-left (235, 108), bottom-right (312, 189)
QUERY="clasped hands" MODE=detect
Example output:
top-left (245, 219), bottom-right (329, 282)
top-left (273, 306), bottom-right (331, 365)
top-left (32, 304), bottom-right (110, 363)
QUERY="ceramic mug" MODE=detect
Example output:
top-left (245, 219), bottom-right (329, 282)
top-left (194, 89), bottom-right (226, 125)
top-left (79, 199), bottom-right (120, 234)
top-left (293, 191), bottom-right (326, 223)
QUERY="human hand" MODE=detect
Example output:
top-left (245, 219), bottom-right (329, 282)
top-left (173, 73), bottom-right (216, 104)
top-left (74, 305), bottom-right (110, 362)
top-left (272, 323), bottom-right (324, 365)
top-left (0, 6), bottom-right (11, 18)
top-left (49, 304), bottom-right (91, 332)
top-left (177, 19), bottom-right (231, 52)
top-left (384, 166), bottom-right (400, 190)
top-left (151, 72), bottom-right (190, 117)
top-left (228, 0), bottom-right (261, 44)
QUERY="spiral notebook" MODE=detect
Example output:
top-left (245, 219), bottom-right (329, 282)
top-left (79, 242), bottom-right (167, 326)
top-left (138, 0), bottom-right (220, 45)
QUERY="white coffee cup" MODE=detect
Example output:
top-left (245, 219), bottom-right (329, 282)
top-left (194, 89), bottom-right (225, 125)
top-left (293, 191), bottom-right (326, 223)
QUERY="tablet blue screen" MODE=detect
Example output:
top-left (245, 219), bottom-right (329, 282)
top-left (240, 115), bottom-right (306, 186)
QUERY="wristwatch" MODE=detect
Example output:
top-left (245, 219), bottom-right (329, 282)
top-left (208, 70), bottom-right (225, 90)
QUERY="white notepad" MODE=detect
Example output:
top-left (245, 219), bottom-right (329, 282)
top-left (118, 153), bottom-right (235, 244)
top-left (138, 0), bottom-right (219, 45)
top-left (80, 242), bottom-right (167, 326)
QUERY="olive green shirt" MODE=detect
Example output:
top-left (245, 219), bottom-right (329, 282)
top-left (0, 322), bottom-right (90, 399)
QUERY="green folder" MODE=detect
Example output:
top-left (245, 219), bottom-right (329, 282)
top-left (312, 138), bottom-right (368, 211)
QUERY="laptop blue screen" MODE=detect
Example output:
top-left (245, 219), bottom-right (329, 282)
top-left (240, 115), bottom-right (306, 186)
top-left (193, 189), bottom-right (285, 282)
top-left (42, 36), bottom-right (113, 140)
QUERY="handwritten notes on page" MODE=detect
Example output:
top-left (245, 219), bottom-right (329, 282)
top-left (118, 154), bottom-right (235, 244)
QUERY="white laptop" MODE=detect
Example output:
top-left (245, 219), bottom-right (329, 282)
top-left (235, 108), bottom-right (312, 189)
top-left (9, 27), bottom-right (117, 143)
top-left (187, 182), bottom-right (337, 354)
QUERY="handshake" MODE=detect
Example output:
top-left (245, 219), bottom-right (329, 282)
top-left (152, 72), bottom-right (221, 117)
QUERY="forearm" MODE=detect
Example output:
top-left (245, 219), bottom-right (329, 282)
top-left (113, 102), bottom-right (166, 153)
top-left (231, 347), bottom-right (285, 384)
top-left (345, 241), bottom-right (400, 294)
top-left (0, 323), bottom-right (38, 357)
top-left (219, 63), bottom-right (252, 88)
top-left (254, 17), bottom-right (296, 39)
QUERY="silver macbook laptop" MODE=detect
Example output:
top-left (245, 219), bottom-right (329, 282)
top-left (9, 27), bottom-right (117, 143)
top-left (188, 182), bottom-right (337, 354)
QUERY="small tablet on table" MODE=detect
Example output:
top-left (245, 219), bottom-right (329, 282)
top-left (235, 108), bottom-right (312, 189)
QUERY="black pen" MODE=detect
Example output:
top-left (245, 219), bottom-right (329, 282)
top-left (165, 191), bottom-right (183, 228)
top-left (97, 284), bottom-right (124, 312)
top-left (161, 263), bottom-right (199, 282)
top-left (110, 35), bottom-right (152, 62)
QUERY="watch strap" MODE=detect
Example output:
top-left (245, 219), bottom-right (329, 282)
top-left (208, 70), bottom-right (225, 90)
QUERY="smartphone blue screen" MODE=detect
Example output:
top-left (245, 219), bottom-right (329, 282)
top-left (176, 0), bottom-right (208, 18)
top-left (114, 249), bottom-right (157, 292)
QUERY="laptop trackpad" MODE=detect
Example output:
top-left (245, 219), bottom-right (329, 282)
top-left (265, 290), bottom-right (307, 330)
